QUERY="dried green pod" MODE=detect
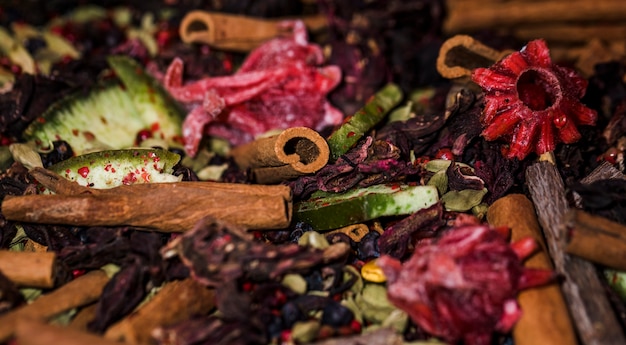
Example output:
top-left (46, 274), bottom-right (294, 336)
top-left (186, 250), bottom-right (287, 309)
top-left (427, 170), bottom-right (448, 195)
top-left (355, 283), bottom-right (397, 325)
top-left (441, 188), bottom-right (488, 212)
top-left (291, 320), bottom-right (321, 343)
top-left (327, 83), bottom-right (403, 160)
top-left (9, 143), bottom-right (43, 170)
top-left (282, 274), bottom-right (308, 295)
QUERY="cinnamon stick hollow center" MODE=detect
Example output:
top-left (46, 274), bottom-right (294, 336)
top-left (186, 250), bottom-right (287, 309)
top-left (230, 127), bottom-right (330, 184)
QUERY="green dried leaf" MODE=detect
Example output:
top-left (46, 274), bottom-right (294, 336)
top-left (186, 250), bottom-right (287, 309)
top-left (441, 188), bottom-right (488, 212)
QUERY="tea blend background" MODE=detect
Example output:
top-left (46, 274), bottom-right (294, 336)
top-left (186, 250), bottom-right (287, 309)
top-left (0, 1), bottom-right (625, 345)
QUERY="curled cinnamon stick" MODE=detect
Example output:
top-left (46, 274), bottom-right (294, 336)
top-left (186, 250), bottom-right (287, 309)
top-left (2, 181), bottom-right (292, 231)
top-left (0, 250), bottom-right (57, 288)
top-left (487, 194), bottom-right (577, 345)
top-left (436, 35), bottom-right (510, 79)
top-left (15, 319), bottom-right (122, 345)
top-left (0, 270), bottom-right (109, 342)
top-left (444, 0), bottom-right (626, 34)
top-left (230, 127), bottom-right (330, 184)
top-left (564, 209), bottom-right (626, 271)
top-left (179, 11), bottom-right (327, 52)
top-left (104, 278), bottom-right (215, 344)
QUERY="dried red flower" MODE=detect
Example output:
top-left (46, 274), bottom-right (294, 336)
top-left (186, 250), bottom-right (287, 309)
top-left (377, 224), bottom-right (555, 345)
top-left (471, 39), bottom-right (597, 160)
top-left (162, 20), bottom-right (342, 156)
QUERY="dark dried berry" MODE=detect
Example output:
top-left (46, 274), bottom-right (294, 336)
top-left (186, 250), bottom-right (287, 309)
top-left (321, 300), bottom-right (354, 327)
top-left (281, 301), bottom-right (305, 328)
top-left (356, 231), bottom-right (380, 261)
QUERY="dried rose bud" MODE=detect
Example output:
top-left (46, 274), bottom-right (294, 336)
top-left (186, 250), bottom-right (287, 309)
top-left (377, 224), bottom-right (555, 345)
top-left (472, 39), bottom-right (597, 160)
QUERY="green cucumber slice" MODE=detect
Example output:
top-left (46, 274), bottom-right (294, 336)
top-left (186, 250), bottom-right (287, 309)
top-left (294, 184), bottom-right (439, 231)
top-left (107, 55), bottom-right (184, 144)
top-left (48, 148), bottom-right (181, 189)
top-left (24, 81), bottom-right (145, 154)
top-left (327, 83), bottom-right (403, 161)
top-left (23, 56), bottom-right (184, 155)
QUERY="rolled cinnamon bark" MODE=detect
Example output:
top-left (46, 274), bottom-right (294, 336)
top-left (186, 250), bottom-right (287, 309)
top-left (230, 127), bottom-right (330, 184)
top-left (104, 278), bottom-right (215, 344)
top-left (0, 250), bottom-right (56, 288)
top-left (513, 23), bottom-right (626, 44)
top-left (2, 181), bottom-right (293, 231)
top-left (0, 270), bottom-right (109, 342)
top-left (179, 11), bottom-right (327, 52)
top-left (67, 303), bottom-right (98, 332)
top-left (487, 194), bottom-right (577, 345)
top-left (436, 35), bottom-right (510, 79)
top-left (444, 0), bottom-right (626, 33)
top-left (15, 319), bottom-right (122, 345)
top-left (564, 209), bottom-right (626, 271)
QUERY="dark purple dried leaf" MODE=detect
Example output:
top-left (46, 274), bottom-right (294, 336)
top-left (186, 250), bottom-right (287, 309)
top-left (377, 113), bottom-right (445, 158)
top-left (378, 202), bottom-right (444, 258)
top-left (446, 161), bottom-right (485, 191)
top-left (162, 218), bottom-right (348, 287)
top-left (0, 74), bottom-right (73, 139)
top-left (571, 178), bottom-right (626, 224)
top-left (89, 261), bottom-right (150, 333)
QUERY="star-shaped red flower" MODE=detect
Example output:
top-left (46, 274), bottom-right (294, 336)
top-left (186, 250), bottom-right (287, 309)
top-left (471, 39), bottom-right (597, 160)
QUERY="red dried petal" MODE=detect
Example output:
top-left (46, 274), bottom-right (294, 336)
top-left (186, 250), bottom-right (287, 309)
top-left (521, 39), bottom-right (551, 68)
top-left (509, 237), bottom-right (537, 259)
top-left (472, 67), bottom-right (516, 92)
top-left (161, 20), bottom-right (342, 155)
top-left (481, 108), bottom-right (522, 140)
top-left (471, 39), bottom-right (597, 160)
top-left (378, 224), bottom-right (554, 344)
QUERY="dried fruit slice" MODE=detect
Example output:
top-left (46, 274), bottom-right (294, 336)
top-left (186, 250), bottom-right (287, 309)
top-left (294, 184), bottom-right (438, 231)
top-left (23, 56), bottom-right (184, 155)
top-left (107, 55), bottom-right (184, 145)
top-left (48, 148), bottom-right (181, 189)
top-left (327, 83), bottom-right (403, 160)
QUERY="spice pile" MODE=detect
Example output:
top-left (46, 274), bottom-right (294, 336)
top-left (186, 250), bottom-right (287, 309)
top-left (0, 1), bottom-right (625, 345)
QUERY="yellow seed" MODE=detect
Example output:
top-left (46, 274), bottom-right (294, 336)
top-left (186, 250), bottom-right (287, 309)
top-left (361, 259), bottom-right (386, 283)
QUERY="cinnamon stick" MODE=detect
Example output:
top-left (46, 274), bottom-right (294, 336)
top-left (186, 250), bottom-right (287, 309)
top-left (487, 194), bottom-right (576, 345)
top-left (513, 23), bottom-right (626, 44)
top-left (230, 127), bottom-right (330, 184)
top-left (104, 278), bottom-right (215, 345)
top-left (2, 180), bottom-right (293, 231)
top-left (563, 209), bottom-right (626, 271)
top-left (15, 319), bottom-right (122, 345)
top-left (444, 0), bottom-right (626, 34)
top-left (526, 161), bottom-right (626, 345)
top-left (179, 11), bottom-right (327, 52)
top-left (436, 35), bottom-right (510, 79)
top-left (67, 303), bottom-right (98, 332)
top-left (0, 270), bottom-right (109, 342)
top-left (0, 250), bottom-right (57, 288)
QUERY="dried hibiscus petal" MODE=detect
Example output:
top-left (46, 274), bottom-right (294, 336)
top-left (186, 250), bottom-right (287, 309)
top-left (377, 224), bottom-right (555, 345)
top-left (163, 20), bottom-right (342, 156)
top-left (471, 39), bottom-right (597, 160)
